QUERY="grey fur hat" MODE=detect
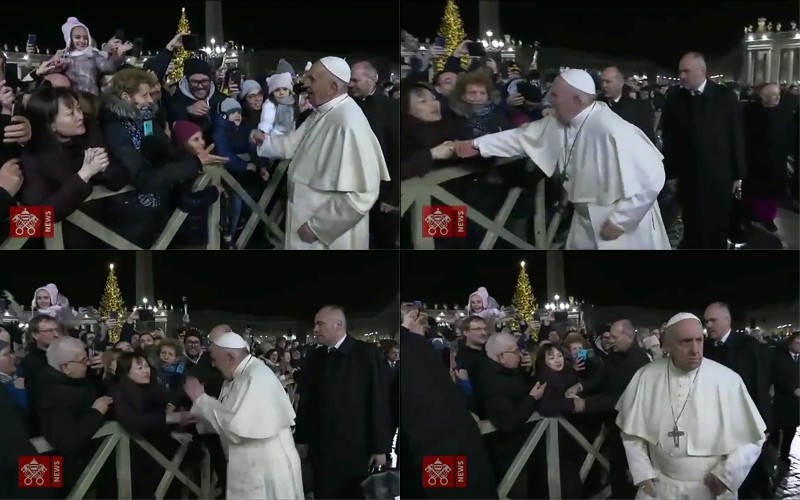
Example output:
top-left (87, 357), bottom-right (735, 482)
top-left (276, 58), bottom-right (296, 78)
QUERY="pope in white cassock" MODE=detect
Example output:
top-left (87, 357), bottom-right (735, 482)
top-left (615, 313), bottom-right (767, 499)
top-left (453, 69), bottom-right (670, 250)
top-left (184, 332), bottom-right (304, 500)
top-left (252, 56), bottom-right (391, 250)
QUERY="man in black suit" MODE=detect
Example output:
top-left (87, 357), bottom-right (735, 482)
top-left (661, 52), bottom-right (747, 249)
top-left (295, 305), bottom-right (392, 499)
top-left (385, 340), bottom-right (400, 455)
top-left (703, 302), bottom-right (773, 498)
top-left (770, 332), bottom-right (799, 469)
top-left (599, 66), bottom-right (657, 144)
top-left (349, 61), bottom-right (400, 249)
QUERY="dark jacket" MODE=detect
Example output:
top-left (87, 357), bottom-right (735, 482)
top-left (742, 101), bottom-right (798, 198)
top-left (17, 119), bottom-right (129, 247)
top-left (295, 336), bottom-right (392, 499)
top-left (172, 351), bottom-right (224, 409)
top-left (600, 92), bottom-right (657, 144)
top-left (478, 359), bottom-right (538, 480)
top-left (108, 379), bottom-right (180, 499)
top-left (580, 342), bottom-right (651, 430)
top-left (0, 387), bottom-right (50, 499)
top-left (400, 114), bottom-right (474, 180)
top-left (705, 331), bottom-right (774, 432)
top-left (399, 327), bottom-right (498, 499)
top-left (353, 92), bottom-right (400, 206)
top-left (20, 345), bottom-right (49, 435)
top-left (101, 93), bottom-right (201, 198)
top-left (101, 93), bottom-right (203, 247)
top-left (37, 366), bottom-right (106, 493)
top-left (166, 79), bottom-right (226, 133)
top-left (661, 80), bottom-right (746, 248)
top-left (772, 347), bottom-right (799, 429)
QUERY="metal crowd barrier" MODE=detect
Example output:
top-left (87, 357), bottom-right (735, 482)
top-left (2, 160), bottom-right (290, 250)
top-left (478, 413), bottom-right (611, 500)
top-left (400, 159), bottom-right (563, 250)
top-left (30, 421), bottom-right (221, 500)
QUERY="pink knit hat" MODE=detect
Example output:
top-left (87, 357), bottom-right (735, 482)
top-left (61, 17), bottom-right (93, 50)
top-left (173, 121), bottom-right (202, 146)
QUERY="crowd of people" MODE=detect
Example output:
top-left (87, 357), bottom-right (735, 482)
top-left (399, 35), bottom-right (800, 250)
top-left (0, 17), bottom-right (400, 250)
top-left (0, 283), bottom-right (400, 499)
top-left (400, 290), bottom-right (799, 499)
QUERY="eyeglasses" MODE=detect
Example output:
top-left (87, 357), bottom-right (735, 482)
top-left (68, 357), bottom-right (89, 366)
top-left (185, 340), bottom-right (201, 345)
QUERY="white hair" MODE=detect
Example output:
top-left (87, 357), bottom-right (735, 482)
top-left (576, 88), bottom-right (596, 105)
top-left (333, 76), bottom-right (349, 95)
top-left (485, 332), bottom-right (517, 361)
top-left (352, 61), bottom-right (378, 81)
top-left (46, 336), bottom-right (85, 370)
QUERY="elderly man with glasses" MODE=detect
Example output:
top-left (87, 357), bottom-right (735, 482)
top-left (37, 336), bottom-right (114, 492)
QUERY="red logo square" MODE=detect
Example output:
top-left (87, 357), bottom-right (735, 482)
top-left (423, 455), bottom-right (455, 488)
top-left (19, 455), bottom-right (63, 488)
top-left (10, 206), bottom-right (42, 238)
top-left (421, 205), bottom-right (467, 238)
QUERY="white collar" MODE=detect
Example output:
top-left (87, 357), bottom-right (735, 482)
top-left (718, 330), bottom-right (731, 344)
top-left (611, 94), bottom-right (622, 103)
top-left (687, 80), bottom-right (708, 94)
top-left (313, 93), bottom-right (348, 114)
top-left (567, 103), bottom-right (595, 128)
top-left (669, 357), bottom-right (701, 378)
top-left (232, 355), bottom-right (254, 378)
top-left (331, 335), bottom-right (347, 350)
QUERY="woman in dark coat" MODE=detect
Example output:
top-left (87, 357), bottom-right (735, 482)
top-left (108, 351), bottom-right (193, 499)
top-left (530, 342), bottom-right (586, 499)
top-left (19, 84), bottom-right (129, 248)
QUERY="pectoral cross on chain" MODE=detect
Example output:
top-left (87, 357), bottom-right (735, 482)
top-left (668, 424), bottom-right (685, 448)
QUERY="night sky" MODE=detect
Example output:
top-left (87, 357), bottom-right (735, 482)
top-left (400, 251), bottom-right (799, 312)
top-left (3, 252), bottom-right (399, 318)
top-left (401, 0), bottom-right (798, 68)
top-left (1, 1), bottom-right (398, 59)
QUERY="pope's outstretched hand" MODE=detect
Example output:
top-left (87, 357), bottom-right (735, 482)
top-left (453, 140), bottom-right (479, 159)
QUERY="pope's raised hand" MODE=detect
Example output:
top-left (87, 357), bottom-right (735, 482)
top-left (184, 376), bottom-right (205, 402)
top-left (453, 140), bottom-right (479, 159)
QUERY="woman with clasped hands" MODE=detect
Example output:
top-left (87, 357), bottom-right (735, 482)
top-left (400, 82), bottom-right (474, 181)
top-left (18, 85), bottom-right (129, 247)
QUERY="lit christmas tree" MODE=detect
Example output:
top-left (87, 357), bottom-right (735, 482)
top-left (99, 264), bottom-right (126, 343)
top-left (436, 0), bottom-right (470, 71)
top-left (510, 261), bottom-right (538, 337)
top-left (167, 7), bottom-right (192, 84)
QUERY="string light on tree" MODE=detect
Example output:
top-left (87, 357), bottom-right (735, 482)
top-left (99, 264), bottom-right (126, 344)
top-left (167, 7), bottom-right (191, 85)
top-left (511, 260), bottom-right (538, 337)
top-left (436, 0), bottom-right (470, 71)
